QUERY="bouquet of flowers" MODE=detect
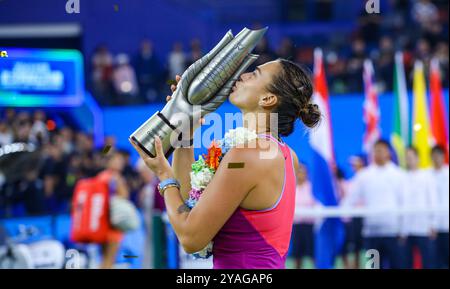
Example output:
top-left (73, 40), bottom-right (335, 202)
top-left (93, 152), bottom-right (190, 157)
top-left (185, 127), bottom-right (258, 258)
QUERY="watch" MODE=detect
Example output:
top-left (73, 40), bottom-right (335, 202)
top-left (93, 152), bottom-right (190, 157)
top-left (157, 178), bottom-right (180, 196)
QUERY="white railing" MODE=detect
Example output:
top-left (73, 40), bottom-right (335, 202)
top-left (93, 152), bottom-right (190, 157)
top-left (294, 206), bottom-right (449, 218)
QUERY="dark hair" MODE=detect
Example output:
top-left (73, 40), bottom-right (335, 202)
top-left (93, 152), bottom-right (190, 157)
top-left (431, 145), bottom-right (446, 155)
top-left (406, 146), bottom-right (418, 155)
top-left (374, 139), bottom-right (391, 149)
top-left (266, 59), bottom-right (320, 136)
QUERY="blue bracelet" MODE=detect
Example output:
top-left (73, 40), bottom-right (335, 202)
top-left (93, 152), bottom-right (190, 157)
top-left (157, 178), bottom-right (180, 195)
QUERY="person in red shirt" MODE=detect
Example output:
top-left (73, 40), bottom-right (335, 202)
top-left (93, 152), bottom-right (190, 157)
top-left (97, 151), bottom-right (130, 268)
top-left (71, 150), bottom-right (132, 269)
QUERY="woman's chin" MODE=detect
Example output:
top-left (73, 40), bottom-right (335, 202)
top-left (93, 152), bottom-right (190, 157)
top-left (228, 92), bottom-right (236, 104)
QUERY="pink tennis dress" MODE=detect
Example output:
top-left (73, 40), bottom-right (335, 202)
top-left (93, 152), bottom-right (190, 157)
top-left (212, 134), bottom-right (297, 269)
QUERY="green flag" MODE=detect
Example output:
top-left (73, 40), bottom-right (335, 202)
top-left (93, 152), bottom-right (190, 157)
top-left (391, 52), bottom-right (409, 167)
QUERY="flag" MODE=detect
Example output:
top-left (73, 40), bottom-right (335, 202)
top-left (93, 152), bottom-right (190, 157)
top-left (412, 61), bottom-right (433, 168)
top-left (429, 58), bottom-right (449, 163)
top-left (391, 52), bottom-right (410, 168)
top-left (309, 48), bottom-right (345, 269)
top-left (362, 59), bottom-right (381, 154)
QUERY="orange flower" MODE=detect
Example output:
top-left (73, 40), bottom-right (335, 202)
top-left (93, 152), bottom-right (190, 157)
top-left (204, 141), bottom-right (222, 170)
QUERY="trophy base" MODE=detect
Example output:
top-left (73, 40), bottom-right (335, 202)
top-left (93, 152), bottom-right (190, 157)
top-left (130, 136), bottom-right (154, 158)
top-left (130, 135), bottom-right (176, 159)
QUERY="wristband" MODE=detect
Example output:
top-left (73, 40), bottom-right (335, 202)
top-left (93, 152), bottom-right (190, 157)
top-left (157, 178), bottom-right (180, 196)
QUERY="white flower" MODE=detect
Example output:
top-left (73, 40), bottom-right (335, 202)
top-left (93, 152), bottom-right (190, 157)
top-left (223, 127), bottom-right (258, 148)
top-left (190, 168), bottom-right (214, 190)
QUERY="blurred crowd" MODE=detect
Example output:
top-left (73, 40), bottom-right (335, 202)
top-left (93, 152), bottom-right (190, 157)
top-left (293, 140), bottom-right (449, 269)
top-left (0, 109), bottom-right (164, 219)
top-left (89, 0), bottom-right (449, 106)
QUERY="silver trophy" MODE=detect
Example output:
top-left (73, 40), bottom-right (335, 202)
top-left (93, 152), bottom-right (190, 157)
top-left (130, 27), bottom-right (267, 158)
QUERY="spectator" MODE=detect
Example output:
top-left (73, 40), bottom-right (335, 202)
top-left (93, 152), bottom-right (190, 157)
top-left (376, 36), bottom-right (395, 92)
top-left (415, 38), bottom-right (432, 63)
top-left (91, 45), bottom-right (114, 104)
top-left (342, 140), bottom-right (406, 269)
top-left (59, 127), bottom-right (75, 155)
top-left (430, 145), bottom-right (449, 269)
top-left (136, 159), bottom-right (159, 268)
top-left (135, 39), bottom-right (163, 103)
top-left (346, 38), bottom-right (366, 92)
top-left (412, 0), bottom-right (439, 29)
top-left (104, 135), bottom-right (117, 151)
top-left (41, 137), bottom-right (70, 213)
top-left (75, 132), bottom-right (97, 177)
top-left (168, 42), bottom-right (186, 79)
top-left (19, 169), bottom-right (45, 216)
top-left (423, 21), bottom-right (445, 48)
top-left (112, 53), bottom-right (140, 105)
top-left (326, 51), bottom-right (348, 94)
top-left (186, 38), bottom-right (203, 68)
top-left (358, 5), bottom-right (382, 45)
top-left (118, 148), bottom-right (141, 204)
top-left (433, 41), bottom-right (449, 84)
top-left (0, 120), bottom-right (13, 146)
top-left (402, 147), bottom-right (438, 269)
top-left (340, 155), bottom-right (366, 269)
top-left (277, 37), bottom-right (296, 60)
top-left (291, 163), bottom-right (317, 269)
top-left (13, 112), bottom-right (32, 143)
top-left (95, 151), bottom-right (130, 269)
top-left (4, 109), bottom-right (16, 127)
top-left (29, 110), bottom-right (49, 146)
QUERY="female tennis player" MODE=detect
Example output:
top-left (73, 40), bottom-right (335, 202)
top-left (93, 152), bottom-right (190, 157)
top-left (131, 59), bottom-right (320, 269)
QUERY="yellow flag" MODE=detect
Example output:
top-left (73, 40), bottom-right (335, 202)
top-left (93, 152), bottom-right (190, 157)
top-left (412, 61), bottom-right (433, 168)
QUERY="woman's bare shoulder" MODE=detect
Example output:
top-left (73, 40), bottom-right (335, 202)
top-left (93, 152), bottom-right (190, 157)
top-left (220, 138), bottom-right (282, 169)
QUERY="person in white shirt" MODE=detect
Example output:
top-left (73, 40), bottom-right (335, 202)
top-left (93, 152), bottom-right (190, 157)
top-left (342, 140), bottom-right (406, 269)
top-left (168, 42), bottom-right (186, 79)
top-left (29, 110), bottom-right (49, 145)
top-left (112, 53), bottom-right (139, 105)
top-left (402, 147), bottom-right (438, 269)
top-left (340, 155), bottom-right (366, 269)
top-left (291, 163), bottom-right (317, 268)
top-left (430, 145), bottom-right (449, 269)
top-left (0, 120), bottom-right (13, 146)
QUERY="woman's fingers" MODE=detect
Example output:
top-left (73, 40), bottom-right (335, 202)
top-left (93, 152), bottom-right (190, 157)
top-left (170, 84), bottom-right (176, 92)
top-left (154, 136), bottom-right (165, 159)
top-left (175, 75), bottom-right (181, 83)
top-left (130, 139), bottom-right (147, 159)
top-left (166, 95), bottom-right (171, 102)
top-left (129, 139), bottom-right (147, 159)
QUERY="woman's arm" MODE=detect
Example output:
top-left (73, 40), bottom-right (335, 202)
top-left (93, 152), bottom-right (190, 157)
top-left (131, 137), bottom-right (258, 254)
top-left (172, 148), bottom-right (194, 200)
top-left (165, 147), bottom-right (257, 253)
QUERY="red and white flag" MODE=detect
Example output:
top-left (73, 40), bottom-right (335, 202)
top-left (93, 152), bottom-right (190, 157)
top-left (362, 59), bottom-right (381, 153)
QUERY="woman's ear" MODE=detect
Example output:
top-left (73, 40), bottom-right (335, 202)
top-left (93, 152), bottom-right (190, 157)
top-left (259, 94), bottom-right (278, 108)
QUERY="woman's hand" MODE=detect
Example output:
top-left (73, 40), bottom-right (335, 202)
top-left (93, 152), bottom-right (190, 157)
top-left (167, 75), bottom-right (205, 139)
top-left (166, 74), bottom-right (181, 102)
top-left (130, 136), bottom-right (174, 181)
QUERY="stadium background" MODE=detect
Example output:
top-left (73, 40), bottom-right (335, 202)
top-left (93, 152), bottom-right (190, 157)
top-left (0, 0), bottom-right (448, 269)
